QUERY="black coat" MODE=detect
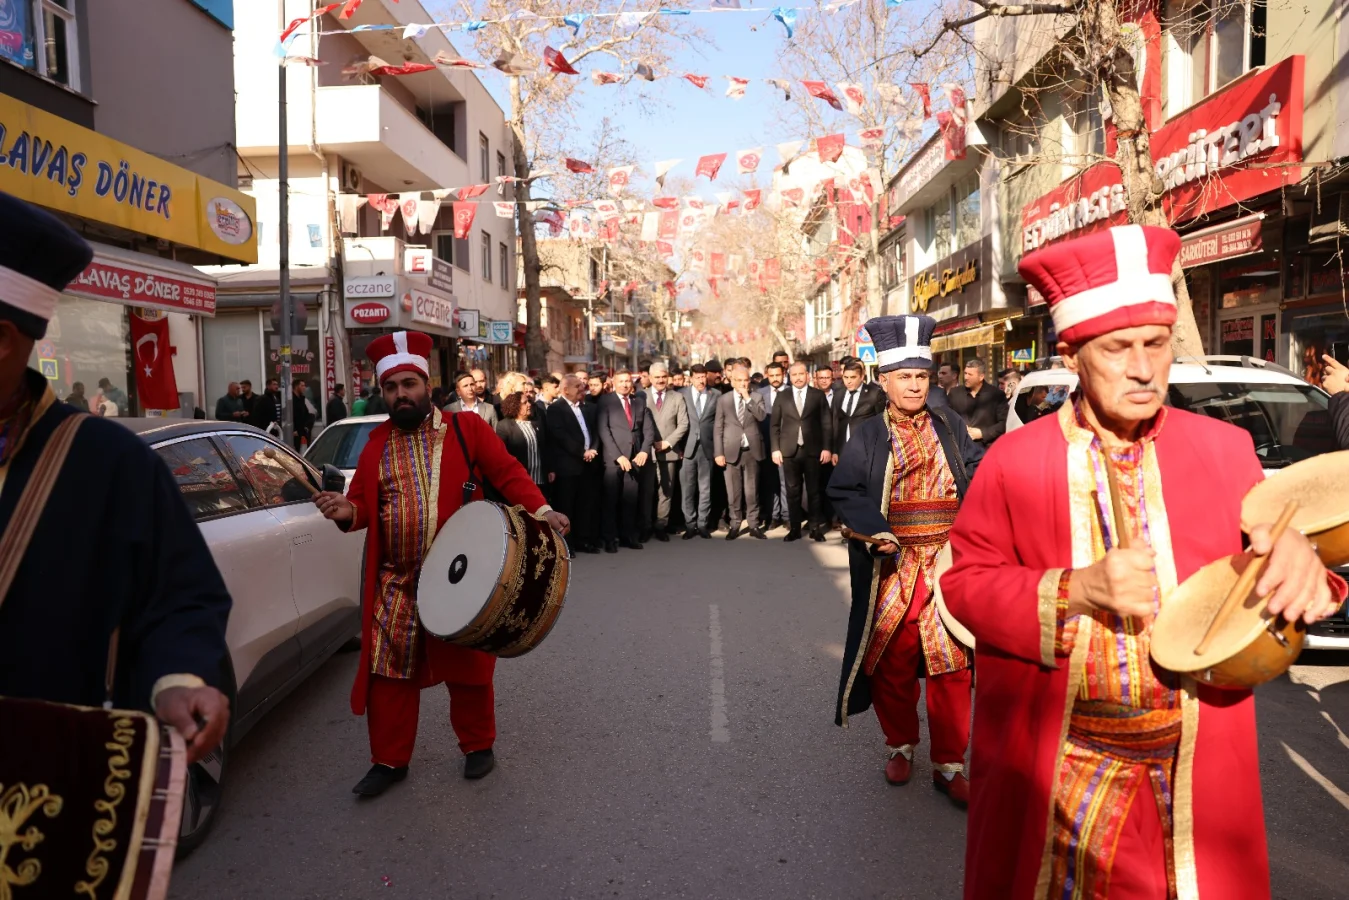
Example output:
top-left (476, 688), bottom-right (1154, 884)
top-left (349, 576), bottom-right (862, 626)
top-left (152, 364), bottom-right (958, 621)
top-left (830, 383), bottom-right (887, 454)
top-left (545, 400), bottom-right (598, 477)
top-left (771, 385), bottom-right (831, 457)
top-left (250, 390), bottom-right (282, 429)
top-left (597, 392), bottom-right (656, 463)
top-left (826, 406), bottom-right (982, 726)
top-left (326, 395), bottom-right (347, 424)
top-left (947, 383), bottom-right (1008, 445)
top-left (0, 371), bottom-right (232, 710)
top-left (496, 418), bottom-right (547, 482)
top-left (1332, 392), bottom-right (1349, 452)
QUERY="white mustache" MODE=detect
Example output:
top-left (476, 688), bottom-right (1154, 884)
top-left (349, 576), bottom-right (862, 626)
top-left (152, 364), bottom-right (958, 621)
top-left (1120, 380), bottom-right (1161, 397)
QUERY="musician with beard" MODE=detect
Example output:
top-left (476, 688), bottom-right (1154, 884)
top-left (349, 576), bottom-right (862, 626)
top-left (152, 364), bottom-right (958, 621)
top-left (314, 331), bottom-right (570, 797)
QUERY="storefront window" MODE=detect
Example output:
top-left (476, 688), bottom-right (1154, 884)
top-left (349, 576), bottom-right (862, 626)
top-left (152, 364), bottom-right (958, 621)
top-left (955, 176), bottom-right (981, 249)
top-left (1218, 257), bottom-right (1280, 309)
top-left (924, 199), bottom-right (952, 261)
top-left (263, 312), bottom-right (320, 413)
top-left (31, 295), bottom-right (131, 416)
top-left (1288, 309), bottom-right (1349, 389)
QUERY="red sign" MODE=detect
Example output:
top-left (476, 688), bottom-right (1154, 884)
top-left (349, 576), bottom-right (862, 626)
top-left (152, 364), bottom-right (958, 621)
top-left (1179, 215), bottom-right (1264, 268)
top-left (349, 302), bottom-right (391, 324)
top-left (1022, 56), bottom-right (1304, 253)
top-left (324, 335), bottom-right (337, 394)
top-left (69, 259), bottom-right (217, 315)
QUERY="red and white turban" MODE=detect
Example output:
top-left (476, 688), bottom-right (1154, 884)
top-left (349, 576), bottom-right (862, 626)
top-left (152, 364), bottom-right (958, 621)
top-left (1018, 225), bottom-right (1181, 346)
top-left (366, 330), bottom-right (432, 383)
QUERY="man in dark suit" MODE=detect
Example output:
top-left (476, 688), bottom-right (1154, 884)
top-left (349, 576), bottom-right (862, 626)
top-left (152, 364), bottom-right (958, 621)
top-left (680, 363), bottom-right (718, 539)
top-left (946, 357), bottom-right (1008, 447)
top-left (546, 374), bottom-right (600, 553)
top-left (831, 360), bottom-right (887, 458)
top-left (771, 362), bottom-right (833, 542)
top-left (597, 371), bottom-right (656, 552)
top-left (712, 364), bottom-right (767, 540)
top-left (757, 362), bottom-right (790, 529)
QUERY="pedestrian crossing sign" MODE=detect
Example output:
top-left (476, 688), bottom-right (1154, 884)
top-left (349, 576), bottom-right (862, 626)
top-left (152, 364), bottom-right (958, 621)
top-left (857, 343), bottom-right (877, 364)
top-left (38, 358), bottom-right (58, 380)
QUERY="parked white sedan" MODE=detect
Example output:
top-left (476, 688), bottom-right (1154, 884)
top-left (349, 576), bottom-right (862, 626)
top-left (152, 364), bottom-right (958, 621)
top-left (305, 414), bottom-right (388, 489)
top-left (125, 419), bottom-right (363, 853)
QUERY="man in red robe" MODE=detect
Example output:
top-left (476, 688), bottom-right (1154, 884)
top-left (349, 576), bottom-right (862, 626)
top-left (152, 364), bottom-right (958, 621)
top-left (828, 314), bottom-right (983, 807)
top-left (942, 225), bottom-right (1346, 899)
top-left (315, 331), bottom-right (569, 797)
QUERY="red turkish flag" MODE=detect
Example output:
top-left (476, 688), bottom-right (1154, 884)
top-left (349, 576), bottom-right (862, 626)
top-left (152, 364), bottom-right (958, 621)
top-left (370, 61), bottom-right (436, 77)
top-left (803, 81), bottom-right (843, 110)
top-left (763, 257), bottom-right (781, 286)
top-left (658, 210), bottom-right (678, 240)
top-left (817, 133), bottom-right (845, 163)
top-left (452, 201), bottom-right (477, 238)
top-left (708, 277), bottom-right (720, 298)
top-left (656, 241), bottom-right (674, 257)
top-left (458, 183), bottom-right (490, 199)
top-left (695, 153), bottom-right (727, 180)
top-left (683, 73), bottom-right (709, 89)
top-left (742, 189), bottom-right (762, 211)
top-left (339, 0), bottom-right (367, 19)
top-left (128, 312), bottom-right (179, 410)
top-left (544, 46), bottom-right (579, 75)
top-left (937, 110), bottom-right (967, 160)
top-left (909, 82), bottom-right (932, 118)
top-left (564, 158), bottom-right (595, 173)
top-left (652, 196), bottom-right (680, 209)
top-left (710, 252), bottom-right (726, 276)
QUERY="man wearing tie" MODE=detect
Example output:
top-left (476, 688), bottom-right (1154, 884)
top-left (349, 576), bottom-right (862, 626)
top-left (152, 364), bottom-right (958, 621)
top-left (831, 361), bottom-right (886, 461)
top-left (645, 362), bottom-right (689, 542)
top-left (771, 362), bottom-right (833, 542)
top-left (757, 362), bottom-right (790, 530)
top-left (713, 364), bottom-right (767, 541)
top-left (680, 363), bottom-right (718, 539)
top-left (597, 371), bottom-right (656, 552)
top-left (446, 371), bottom-right (499, 427)
top-left (546, 374), bottom-right (601, 554)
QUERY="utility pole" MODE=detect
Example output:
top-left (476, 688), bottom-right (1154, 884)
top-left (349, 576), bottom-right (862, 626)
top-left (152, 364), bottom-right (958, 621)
top-left (277, 0), bottom-right (294, 448)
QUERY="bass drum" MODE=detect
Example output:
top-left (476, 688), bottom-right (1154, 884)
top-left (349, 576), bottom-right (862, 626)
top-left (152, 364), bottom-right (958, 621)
top-left (931, 543), bottom-right (975, 649)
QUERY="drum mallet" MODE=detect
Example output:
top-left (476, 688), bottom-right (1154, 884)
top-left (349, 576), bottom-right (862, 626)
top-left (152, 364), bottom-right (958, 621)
top-left (840, 526), bottom-right (894, 548)
top-left (263, 446), bottom-right (319, 496)
top-left (1194, 500), bottom-right (1298, 656)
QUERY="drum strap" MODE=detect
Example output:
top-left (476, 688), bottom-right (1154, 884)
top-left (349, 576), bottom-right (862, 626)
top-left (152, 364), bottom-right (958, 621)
top-left (450, 412), bottom-right (482, 507)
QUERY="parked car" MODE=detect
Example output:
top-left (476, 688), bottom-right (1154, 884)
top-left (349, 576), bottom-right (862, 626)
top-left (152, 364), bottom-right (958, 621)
top-left (1005, 355), bottom-right (1349, 649)
top-left (304, 413), bottom-right (387, 488)
top-left (123, 419), bottom-right (363, 852)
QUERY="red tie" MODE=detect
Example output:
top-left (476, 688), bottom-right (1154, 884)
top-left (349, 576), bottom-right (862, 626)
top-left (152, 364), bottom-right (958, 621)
top-left (623, 395), bottom-right (632, 427)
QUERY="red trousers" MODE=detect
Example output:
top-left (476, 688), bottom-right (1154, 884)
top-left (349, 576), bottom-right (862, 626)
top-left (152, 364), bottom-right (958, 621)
top-left (870, 578), bottom-right (972, 767)
top-left (367, 637), bottom-right (496, 767)
top-left (1107, 782), bottom-right (1171, 900)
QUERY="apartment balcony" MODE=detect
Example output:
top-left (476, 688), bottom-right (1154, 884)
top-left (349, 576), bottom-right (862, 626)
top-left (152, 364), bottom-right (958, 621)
top-left (315, 85), bottom-right (468, 191)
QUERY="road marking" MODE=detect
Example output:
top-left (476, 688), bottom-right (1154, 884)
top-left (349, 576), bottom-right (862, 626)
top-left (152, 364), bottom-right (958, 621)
top-left (709, 604), bottom-right (730, 743)
top-left (1282, 741), bottom-right (1349, 812)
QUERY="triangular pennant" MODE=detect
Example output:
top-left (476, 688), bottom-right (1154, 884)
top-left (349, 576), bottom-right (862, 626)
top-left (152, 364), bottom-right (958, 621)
top-left (909, 82), bottom-right (932, 118)
top-left (736, 148), bottom-right (762, 174)
top-left (858, 127), bottom-right (885, 148)
top-left (725, 76), bottom-right (750, 99)
top-left (776, 140), bottom-right (803, 165)
top-left (876, 83), bottom-right (904, 117)
top-left (592, 71), bottom-right (623, 85)
top-left (683, 73), bottom-right (710, 90)
top-left (765, 78), bottom-right (792, 101)
top-left (433, 51), bottom-right (485, 69)
top-left (695, 153), bottom-right (727, 180)
top-left (772, 7), bottom-right (797, 38)
top-left (457, 184), bottom-right (490, 199)
top-left (817, 133), bottom-right (846, 163)
top-left (654, 158), bottom-right (682, 189)
top-left (607, 165), bottom-right (635, 195)
top-left (803, 81), bottom-right (843, 111)
top-left (836, 82), bottom-right (867, 117)
top-left (635, 63), bottom-right (656, 82)
top-left (652, 196), bottom-right (680, 209)
top-left (742, 189), bottom-right (762, 211)
top-left (452, 201), bottom-right (477, 239)
top-left (563, 12), bottom-right (591, 35)
top-left (492, 52), bottom-right (530, 75)
top-left (544, 46), bottom-right (579, 75)
top-left (564, 158), bottom-right (595, 173)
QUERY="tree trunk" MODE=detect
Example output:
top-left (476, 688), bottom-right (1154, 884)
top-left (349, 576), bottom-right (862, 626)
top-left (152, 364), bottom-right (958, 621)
top-left (510, 75), bottom-right (548, 374)
top-left (866, 198), bottom-right (883, 317)
top-left (769, 323), bottom-right (793, 363)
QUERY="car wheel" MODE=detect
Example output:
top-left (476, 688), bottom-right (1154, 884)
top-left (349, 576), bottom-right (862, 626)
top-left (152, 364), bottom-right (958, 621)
top-left (176, 662), bottom-right (235, 858)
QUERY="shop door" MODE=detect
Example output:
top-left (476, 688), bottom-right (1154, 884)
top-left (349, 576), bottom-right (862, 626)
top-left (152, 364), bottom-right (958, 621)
top-left (1218, 314), bottom-right (1256, 357)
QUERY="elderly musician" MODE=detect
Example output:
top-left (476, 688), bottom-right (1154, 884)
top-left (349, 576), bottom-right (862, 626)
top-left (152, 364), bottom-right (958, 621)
top-left (314, 331), bottom-right (569, 797)
top-left (942, 225), bottom-right (1347, 900)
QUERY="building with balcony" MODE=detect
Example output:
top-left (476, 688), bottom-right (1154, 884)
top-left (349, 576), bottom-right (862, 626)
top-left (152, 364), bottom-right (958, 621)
top-left (202, 0), bottom-right (518, 421)
top-left (0, 0), bottom-right (256, 417)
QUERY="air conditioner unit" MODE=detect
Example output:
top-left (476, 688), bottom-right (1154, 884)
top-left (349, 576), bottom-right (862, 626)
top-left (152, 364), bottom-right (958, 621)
top-left (340, 161), bottom-right (364, 194)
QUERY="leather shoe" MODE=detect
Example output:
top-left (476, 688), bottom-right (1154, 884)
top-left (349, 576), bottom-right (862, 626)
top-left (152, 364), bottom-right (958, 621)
top-left (699, 528), bottom-right (713, 539)
top-left (772, 518), bottom-right (787, 530)
top-left (726, 523), bottom-right (742, 540)
top-left (885, 754), bottom-right (912, 786)
top-left (464, 749), bottom-right (495, 780)
top-left (784, 531), bottom-right (802, 543)
top-left (934, 770), bottom-right (970, 809)
top-left (811, 529), bottom-right (826, 543)
top-left (682, 528), bottom-right (698, 540)
top-left (749, 527), bottom-right (767, 539)
top-left (576, 542), bottom-right (600, 554)
top-left (352, 764), bottom-right (408, 797)
top-left (620, 538), bottom-right (643, 550)
top-left (654, 530), bottom-right (670, 542)
top-left (604, 540), bottom-right (619, 554)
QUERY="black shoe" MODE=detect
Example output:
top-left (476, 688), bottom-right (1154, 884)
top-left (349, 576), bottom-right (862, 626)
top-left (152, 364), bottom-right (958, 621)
top-left (578, 543), bottom-right (600, 554)
top-left (726, 523), bottom-right (742, 540)
top-left (352, 764), bottom-right (408, 797)
top-left (464, 749), bottom-right (495, 780)
top-left (605, 540), bottom-right (619, 554)
top-left (749, 527), bottom-right (767, 540)
top-left (772, 518), bottom-right (787, 530)
top-left (639, 531), bottom-right (653, 543)
top-left (699, 528), bottom-right (713, 539)
top-left (620, 538), bottom-right (644, 550)
top-left (654, 530), bottom-right (670, 542)
top-left (784, 531), bottom-right (802, 543)
top-left (682, 528), bottom-right (698, 541)
top-left (811, 529), bottom-right (826, 543)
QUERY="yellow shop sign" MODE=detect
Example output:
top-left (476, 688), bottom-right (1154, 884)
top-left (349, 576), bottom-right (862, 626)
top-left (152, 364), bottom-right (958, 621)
top-left (0, 94), bottom-right (257, 263)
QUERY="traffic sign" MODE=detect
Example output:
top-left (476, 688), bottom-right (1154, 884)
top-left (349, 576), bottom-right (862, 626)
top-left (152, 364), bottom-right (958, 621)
top-left (37, 340), bottom-right (54, 358)
top-left (857, 343), bottom-right (877, 364)
top-left (38, 358), bottom-right (58, 380)
top-left (855, 325), bottom-right (871, 344)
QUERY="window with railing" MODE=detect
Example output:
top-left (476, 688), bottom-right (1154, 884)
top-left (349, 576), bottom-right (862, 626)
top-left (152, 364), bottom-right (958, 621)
top-left (1162, 0), bottom-right (1266, 117)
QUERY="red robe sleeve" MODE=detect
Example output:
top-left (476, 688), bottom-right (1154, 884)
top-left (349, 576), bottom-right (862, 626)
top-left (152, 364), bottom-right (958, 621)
top-left (456, 410), bottom-right (549, 514)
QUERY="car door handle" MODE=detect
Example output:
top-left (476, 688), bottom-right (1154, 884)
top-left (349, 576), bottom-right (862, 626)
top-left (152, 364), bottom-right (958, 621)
top-left (292, 533), bottom-right (313, 546)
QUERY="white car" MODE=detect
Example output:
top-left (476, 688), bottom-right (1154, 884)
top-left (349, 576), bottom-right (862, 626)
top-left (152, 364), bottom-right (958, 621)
top-left (1005, 355), bottom-right (1349, 648)
top-left (127, 419), bottom-right (364, 852)
top-left (305, 414), bottom-right (388, 489)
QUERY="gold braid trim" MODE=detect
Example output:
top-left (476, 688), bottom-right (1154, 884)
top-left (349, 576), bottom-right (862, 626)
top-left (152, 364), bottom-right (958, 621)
top-left (76, 716), bottom-right (136, 898)
top-left (838, 443), bottom-right (896, 727)
top-left (0, 783), bottom-right (64, 900)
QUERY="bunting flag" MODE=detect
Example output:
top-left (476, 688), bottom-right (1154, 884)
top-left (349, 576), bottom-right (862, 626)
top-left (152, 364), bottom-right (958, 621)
top-left (815, 257), bottom-right (831, 284)
top-left (538, 210), bottom-right (564, 235)
top-left (711, 0), bottom-right (742, 7)
top-left (563, 11), bottom-right (591, 33)
top-left (641, 211), bottom-right (660, 241)
top-left (452, 201), bottom-right (477, 239)
top-left (817, 132), bottom-right (845, 163)
top-left (736, 148), bottom-right (762, 174)
top-left (937, 110), bottom-right (966, 160)
top-left (600, 217), bottom-right (620, 241)
top-left (399, 194), bottom-right (420, 236)
top-left (592, 71), bottom-right (624, 85)
top-left (457, 183), bottom-right (490, 199)
top-left (708, 277), bottom-right (720, 298)
top-left (494, 202), bottom-right (514, 218)
top-left (742, 189), bottom-right (762, 211)
top-left (607, 165), bottom-right (635, 194)
top-left (490, 52), bottom-right (527, 74)
top-left (877, 83), bottom-right (904, 117)
top-left (403, 23), bottom-right (430, 39)
top-left (544, 46), bottom-right (579, 75)
top-left (679, 210), bottom-right (701, 233)
top-left (663, 281), bottom-right (677, 300)
top-left (695, 153), bottom-right (726, 180)
top-left (909, 82), bottom-right (932, 118)
top-left (725, 76), bottom-right (749, 99)
top-left (564, 158), bottom-right (595, 173)
top-left (710, 252), bottom-right (726, 276)
top-left (654, 158), bottom-right (681, 189)
top-left (776, 140), bottom-right (803, 165)
top-left (617, 11), bottom-right (654, 27)
top-left (766, 78), bottom-right (792, 101)
top-left (948, 85), bottom-right (969, 120)
top-left (568, 210), bottom-right (594, 239)
top-left (772, 7), bottom-right (797, 38)
top-left (763, 258), bottom-right (782, 286)
top-left (683, 73), bottom-right (710, 89)
top-left (780, 187), bottom-right (805, 208)
top-left (433, 51), bottom-right (485, 69)
top-left (370, 59), bottom-right (436, 76)
top-left (635, 62), bottom-right (656, 81)
top-left (658, 210), bottom-right (679, 240)
top-left (715, 191), bottom-right (735, 207)
top-left (803, 81), bottom-right (843, 110)
top-left (685, 197), bottom-right (706, 210)
top-left (651, 196), bottom-right (680, 209)
top-left (656, 240), bottom-right (674, 257)
top-left (837, 82), bottom-right (867, 117)
top-left (859, 126), bottom-right (885, 147)
top-left (280, 3), bottom-right (342, 43)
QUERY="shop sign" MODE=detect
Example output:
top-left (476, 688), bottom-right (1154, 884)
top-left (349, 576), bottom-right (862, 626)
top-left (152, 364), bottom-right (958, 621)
top-left (1179, 215), bottom-right (1264, 268)
top-left (406, 289), bottom-right (455, 331)
top-left (485, 320), bottom-right (514, 344)
top-left (893, 136), bottom-right (948, 211)
top-left (1021, 56), bottom-right (1305, 253)
top-left (909, 237), bottom-right (990, 316)
top-left (344, 276), bottom-right (396, 299)
top-left (324, 335), bottom-right (337, 394)
top-left (347, 301), bottom-right (391, 325)
top-left (455, 308), bottom-right (480, 338)
top-left (405, 248), bottom-right (454, 293)
top-left (68, 258), bottom-right (217, 315)
top-left (1221, 317), bottom-right (1254, 343)
top-left (0, 93), bottom-right (256, 262)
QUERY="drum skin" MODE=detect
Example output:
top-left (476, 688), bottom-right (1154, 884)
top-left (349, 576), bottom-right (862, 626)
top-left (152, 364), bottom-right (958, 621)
top-left (418, 501), bottom-right (571, 658)
top-left (1242, 449), bottom-right (1349, 568)
top-left (1151, 552), bottom-right (1304, 690)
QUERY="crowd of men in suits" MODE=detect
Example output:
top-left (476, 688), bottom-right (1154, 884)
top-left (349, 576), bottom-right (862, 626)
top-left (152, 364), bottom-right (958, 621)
top-left (432, 351), bottom-right (1020, 555)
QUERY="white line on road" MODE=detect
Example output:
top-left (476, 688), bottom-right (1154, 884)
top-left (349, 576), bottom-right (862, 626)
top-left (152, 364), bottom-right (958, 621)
top-left (1282, 741), bottom-right (1349, 812)
top-left (709, 603), bottom-right (730, 743)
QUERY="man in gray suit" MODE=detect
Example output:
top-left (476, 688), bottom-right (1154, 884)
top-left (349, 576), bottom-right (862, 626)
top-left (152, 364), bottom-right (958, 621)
top-left (713, 364), bottom-right (767, 541)
top-left (646, 362), bottom-right (689, 541)
top-left (445, 370), bottom-right (499, 427)
top-left (679, 363), bottom-right (718, 539)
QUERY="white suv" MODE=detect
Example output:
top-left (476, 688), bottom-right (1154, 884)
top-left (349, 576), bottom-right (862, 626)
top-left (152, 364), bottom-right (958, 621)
top-left (1005, 355), bottom-right (1348, 648)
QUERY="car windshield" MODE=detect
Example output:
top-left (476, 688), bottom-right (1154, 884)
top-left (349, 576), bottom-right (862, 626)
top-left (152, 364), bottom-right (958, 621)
top-left (1167, 382), bottom-right (1333, 468)
top-left (306, 420), bottom-right (381, 469)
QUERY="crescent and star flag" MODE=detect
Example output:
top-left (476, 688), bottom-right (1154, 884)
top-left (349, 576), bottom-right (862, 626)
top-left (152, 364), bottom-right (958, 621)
top-left (457, 183), bottom-right (490, 199)
top-left (544, 46), bottom-right (579, 75)
top-left (128, 312), bottom-right (179, 410)
top-left (608, 165), bottom-right (635, 194)
top-left (725, 76), bottom-right (750, 99)
top-left (803, 81), bottom-right (843, 110)
top-left (710, 253), bottom-right (726, 276)
top-left (565, 158), bottom-right (595, 173)
top-left (370, 60), bottom-right (435, 77)
top-left (736, 148), bottom-right (762, 174)
top-left (683, 73), bottom-right (709, 89)
top-left (592, 71), bottom-right (623, 85)
top-left (679, 211), bottom-right (699, 233)
top-left (654, 158), bottom-right (681, 189)
top-left (742, 189), bottom-right (762, 211)
top-left (837, 82), bottom-right (867, 117)
top-left (452, 201), bottom-right (477, 239)
top-left (685, 197), bottom-right (706, 210)
top-left (658, 210), bottom-right (679, 240)
top-left (652, 196), bottom-right (680, 209)
top-left (695, 153), bottom-right (727, 180)
top-left (859, 126), bottom-right (885, 147)
top-left (909, 82), bottom-right (932, 118)
top-left (656, 240), bottom-right (674, 257)
top-left (817, 133), bottom-right (845, 163)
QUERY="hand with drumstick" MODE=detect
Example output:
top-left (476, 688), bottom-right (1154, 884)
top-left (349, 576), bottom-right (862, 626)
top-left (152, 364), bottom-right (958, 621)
top-left (1247, 516), bottom-right (1338, 625)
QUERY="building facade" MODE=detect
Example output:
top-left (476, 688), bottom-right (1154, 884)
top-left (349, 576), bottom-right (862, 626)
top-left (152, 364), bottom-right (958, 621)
top-left (0, 0), bottom-right (255, 416)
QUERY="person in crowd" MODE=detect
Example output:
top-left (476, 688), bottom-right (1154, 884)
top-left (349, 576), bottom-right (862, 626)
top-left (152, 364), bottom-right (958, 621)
top-left (771, 362), bottom-right (832, 543)
top-left (646, 362), bottom-right (689, 542)
top-left (251, 377), bottom-right (283, 433)
top-left (214, 381), bottom-right (247, 421)
top-left (351, 387), bottom-right (369, 417)
top-left (471, 368), bottom-right (496, 408)
top-left (539, 374), bottom-right (561, 406)
top-left (814, 367), bottom-right (838, 405)
top-left (523, 380), bottom-right (547, 423)
top-left (947, 358), bottom-right (1007, 447)
top-left (546, 374), bottom-right (600, 554)
top-left (757, 362), bottom-right (791, 530)
top-left (713, 364), bottom-right (767, 541)
top-left (597, 371), bottom-right (656, 552)
top-left (829, 314), bottom-right (981, 810)
top-left (327, 383), bottom-right (348, 424)
top-left (446, 371), bottom-right (499, 426)
top-left (497, 392), bottom-right (549, 493)
top-left (671, 370), bottom-right (686, 389)
top-left (314, 331), bottom-right (567, 796)
top-left (366, 386), bottom-right (389, 415)
top-left (680, 363), bottom-right (718, 540)
top-left (62, 380), bottom-right (89, 412)
top-left (998, 367), bottom-right (1022, 401)
top-left (1321, 353), bottom-right (1349, 451)
top-left (705, 358), bottom-right (730, 393)
top-left (637, 364), bottom-right (652, 392)
top-left (831, 361), bottom-right (886, 461)
top-left (585, 372), bottom-right (606, 407)
top-left (239, 378), bottom-right (258, 416)
top-left (430, 386), bottom-right (448, 410)
top-left (750, 372), bottom-right (764, 388)
top-left (935, 362), bottom-right (958, 393)
top-left (943, 225), bottom-right (1345, 899)
top-left (771, 350), bottom-right (791, 370)
top-left (0, 190), bottom-right (232, 772)
top-left (1013, 384), bottom-right (1053, 425)
top-left (292, 380), bottom-right (315, 450)
top-left (97, 376), bottom-right (130, 416)
top-left (814, 367), bottom-right (839, 528)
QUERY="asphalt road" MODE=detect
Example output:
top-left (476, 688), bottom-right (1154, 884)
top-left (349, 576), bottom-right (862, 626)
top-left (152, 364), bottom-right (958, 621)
top-left (171, 533), bottom-right (1349, 899)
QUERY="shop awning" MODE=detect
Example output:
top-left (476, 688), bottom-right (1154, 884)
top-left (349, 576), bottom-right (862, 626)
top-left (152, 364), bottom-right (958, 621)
top-left (66, 243), bottom-right (221, 317)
